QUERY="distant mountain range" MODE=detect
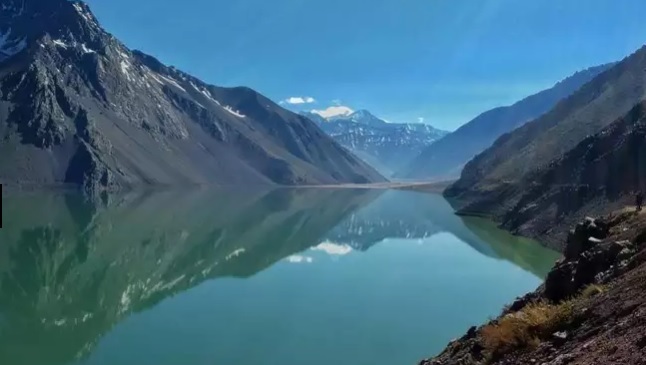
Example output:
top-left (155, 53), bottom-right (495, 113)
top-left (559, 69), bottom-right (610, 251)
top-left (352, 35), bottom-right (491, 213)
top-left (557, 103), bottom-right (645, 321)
top-left (398, 63), bottom-right (613, 180)
top-left (446, 44), bottom-right (646, 249)
top-left (302, 110), bottom-right (448, 176)
top-left (0, 0), bottom-right (383, 192)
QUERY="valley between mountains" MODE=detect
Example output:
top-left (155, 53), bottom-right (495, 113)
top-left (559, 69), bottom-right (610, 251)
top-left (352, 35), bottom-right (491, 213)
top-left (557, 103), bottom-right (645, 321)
top-left (2, 1), bottom-right (646, 365)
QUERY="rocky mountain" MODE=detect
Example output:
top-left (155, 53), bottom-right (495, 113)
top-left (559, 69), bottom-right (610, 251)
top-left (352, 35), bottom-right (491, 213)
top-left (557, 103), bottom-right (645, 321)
top-left (302, 110), bottom-right (448, 176)
top-left (422, 213), bottom-right (646, 365)
top-left (446, 44), bottom-right (646, 249)
top-left (0, 0), bottom-right (384, 192)
top-left (489, 102), bottom-right (646, 249)
top-left (0, 188), bottom-right (378, 365)
top-left (398, 63), bottom-right (613, 180)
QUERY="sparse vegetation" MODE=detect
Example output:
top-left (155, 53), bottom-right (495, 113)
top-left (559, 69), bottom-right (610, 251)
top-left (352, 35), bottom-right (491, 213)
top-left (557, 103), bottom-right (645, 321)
top-left (580, 284), bottom-right (608, 298)
top-left (482, 284), bottom-right (610, 361)
top-left (481, 300), bottom-right (576, 359)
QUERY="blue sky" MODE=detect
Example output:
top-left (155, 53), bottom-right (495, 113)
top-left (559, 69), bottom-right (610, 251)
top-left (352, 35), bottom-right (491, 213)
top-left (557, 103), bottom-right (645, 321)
top-left (85, 0), bottom-right (646, 130)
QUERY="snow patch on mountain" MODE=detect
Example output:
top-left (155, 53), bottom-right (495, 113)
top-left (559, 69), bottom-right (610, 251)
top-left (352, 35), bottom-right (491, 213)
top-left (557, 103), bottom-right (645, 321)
top-left (158, 74), bottom-right (186, 92)
top-left (72, 2), bottom-right (96, 27)
top-left (52, 39), bottom-right (69, 48)
top-left (223, 105), bottom-right (246, 118)
top-left (302, 109), bottom-right (448, 176)
top-left (80, 43), bottom-right (95, 54)
top-left (0, 28), bottom-right (26, 60)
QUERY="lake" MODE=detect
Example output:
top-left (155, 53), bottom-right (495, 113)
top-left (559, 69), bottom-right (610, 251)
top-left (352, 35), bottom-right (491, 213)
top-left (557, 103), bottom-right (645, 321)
top-left (0, 189), bottom-right (559, 365)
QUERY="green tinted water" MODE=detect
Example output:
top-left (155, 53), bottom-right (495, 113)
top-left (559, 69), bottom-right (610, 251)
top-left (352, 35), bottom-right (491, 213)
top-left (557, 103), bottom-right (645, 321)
top-left (0, 189), bottom-right (559, 365)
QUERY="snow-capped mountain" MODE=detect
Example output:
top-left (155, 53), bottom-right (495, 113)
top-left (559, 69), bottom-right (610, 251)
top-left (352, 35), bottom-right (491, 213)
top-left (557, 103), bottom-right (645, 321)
top-left (302, 110), bottom-right (448, 177)
top-left (0, 0), bottom-right (384, 192)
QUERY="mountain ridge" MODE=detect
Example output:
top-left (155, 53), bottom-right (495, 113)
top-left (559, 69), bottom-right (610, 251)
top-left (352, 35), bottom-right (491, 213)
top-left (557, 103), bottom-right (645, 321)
top-left (0, 0), bottom-right (385, 192)
top-left (398, 63), bottom-right (613, 180)
top-left (302, 109), bottom-right (448, 176)
top-left (446, 43), bottom-right (646, 249)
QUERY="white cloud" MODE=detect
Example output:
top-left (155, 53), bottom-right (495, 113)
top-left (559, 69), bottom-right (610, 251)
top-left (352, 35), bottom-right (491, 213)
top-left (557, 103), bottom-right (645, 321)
top-left (311, 241), bottom-right (353, 256)
top-left (331, 99), bottom-right (342, 106)
top-left (286, 255), bottom-right (314, 264)
top-left (282, 96), bottom-right (316, 105)
top-left (311, 106), bottom-right (354, 119)
top-left (417, 117), bottom-right (425, 123)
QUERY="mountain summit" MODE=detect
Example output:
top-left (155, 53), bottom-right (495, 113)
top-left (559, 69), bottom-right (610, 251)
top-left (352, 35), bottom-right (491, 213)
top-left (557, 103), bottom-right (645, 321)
top-left (342, 109), bottom-right (388, 127)
top-left (0, 0), bottom-right (384, 191)
top-left (303, 110), bottom-right (447, 176)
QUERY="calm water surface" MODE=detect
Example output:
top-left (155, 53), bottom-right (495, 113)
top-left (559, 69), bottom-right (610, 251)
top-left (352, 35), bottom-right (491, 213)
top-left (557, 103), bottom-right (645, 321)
top-left (0, 189), bottom-right (559, 365)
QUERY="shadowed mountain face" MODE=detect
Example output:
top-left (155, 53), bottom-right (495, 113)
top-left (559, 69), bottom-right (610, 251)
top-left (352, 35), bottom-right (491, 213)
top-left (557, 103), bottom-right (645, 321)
top-left (0, 0), bottom-right (383, 191)
top-left (0, 188), bottom-right (380, 365)
top-left (302, 110), bottom-right (448, 177)
top-left (446, 44), bottom-right (646, 248)
top-left (485, 102), bottom-right (646, 249)
top-left (398, 63), bottom-right (612, 180)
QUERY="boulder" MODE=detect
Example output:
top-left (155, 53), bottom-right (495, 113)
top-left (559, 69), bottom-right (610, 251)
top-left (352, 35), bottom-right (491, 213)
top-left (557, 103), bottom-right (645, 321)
top-left (552, 331), bottom-right (569, 346)
top-left (544, 261), bottom-right (577, 302)
top-left (546, 217), bottom-right (619, 302)
top-left (564, 218), bottom-right (610, 260)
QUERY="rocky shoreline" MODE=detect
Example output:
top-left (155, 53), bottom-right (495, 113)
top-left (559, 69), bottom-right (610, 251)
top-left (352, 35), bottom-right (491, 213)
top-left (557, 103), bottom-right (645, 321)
top-left (419, 209), bottom-right (646, 364)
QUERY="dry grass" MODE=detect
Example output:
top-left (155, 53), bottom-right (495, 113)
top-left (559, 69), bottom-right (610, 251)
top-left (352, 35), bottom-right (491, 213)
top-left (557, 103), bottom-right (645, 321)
top-left (481, 300), bottom-right (576, 358)
top-left (580, 284), bottom-right (608, 298)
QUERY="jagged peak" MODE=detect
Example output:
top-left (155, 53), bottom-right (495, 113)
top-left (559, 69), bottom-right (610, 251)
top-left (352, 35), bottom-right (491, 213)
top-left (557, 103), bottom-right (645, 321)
top-left (0, 0), bottom-right (105, 56)
top-left (350, 109), bottom-right (374, 118)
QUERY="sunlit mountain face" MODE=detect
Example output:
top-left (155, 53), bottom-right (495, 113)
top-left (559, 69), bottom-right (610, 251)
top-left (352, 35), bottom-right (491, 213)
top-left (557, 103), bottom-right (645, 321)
top-left (302, 110), bottom-right (448, 176)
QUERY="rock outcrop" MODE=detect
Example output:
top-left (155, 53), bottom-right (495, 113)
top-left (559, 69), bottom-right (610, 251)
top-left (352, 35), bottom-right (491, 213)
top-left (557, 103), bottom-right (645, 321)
top-left (418, 212), bottom-right (646, 365)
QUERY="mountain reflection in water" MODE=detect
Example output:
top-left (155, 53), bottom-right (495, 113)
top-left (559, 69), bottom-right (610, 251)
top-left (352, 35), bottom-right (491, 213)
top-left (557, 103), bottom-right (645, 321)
top-left (0, 189), bottom-right (558, 365)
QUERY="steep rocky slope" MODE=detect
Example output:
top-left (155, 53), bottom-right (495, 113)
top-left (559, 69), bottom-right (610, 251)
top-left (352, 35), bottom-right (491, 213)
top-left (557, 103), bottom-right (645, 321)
top-left (399, 64), bottom-right (612, 180)
top-left (447, 44), bottom-right (646, 247)
top-left (491, 102), bottom-right (646, 249)
top-left (302, 110), bottom-right (447, 176)
top-left (0, 0), bottom-right (384, 192)
top-left (419, 212), bottom-right (646, 365)
top-left (449, 101), bottom-right (646, 251)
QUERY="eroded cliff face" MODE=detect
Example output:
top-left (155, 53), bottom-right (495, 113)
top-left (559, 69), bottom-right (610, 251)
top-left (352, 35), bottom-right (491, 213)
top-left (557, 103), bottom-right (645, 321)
top-left (0, 0), bottom-right (384, 193)
top-left (419, 212), bottom-right (646, 365)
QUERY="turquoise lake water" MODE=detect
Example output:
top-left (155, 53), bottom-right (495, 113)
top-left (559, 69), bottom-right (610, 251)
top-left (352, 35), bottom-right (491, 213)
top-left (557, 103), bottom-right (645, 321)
top-left (0, 189), bottom-right (559, 365)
